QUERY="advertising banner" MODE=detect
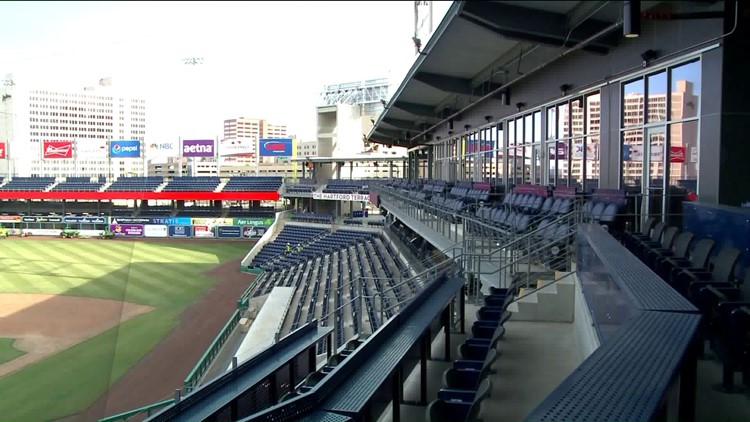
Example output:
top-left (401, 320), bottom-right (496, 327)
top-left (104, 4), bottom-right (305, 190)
top-left (109, 140), bottom-right (141, 158)
top-left (145, 140), bottom-right (179, 159)
top-left (216, 226), bottom-right (242, 238)
top-left (22, 229), bottom-right (63, 236)
top-left (232, 217), bottom-right (274, 227)
top-left (110, 217), bottom-right (191, 225)
top-left (149, 217), bottom-right (192, 225)
top-left (242, 226), bottom-right (265, 238)
top-left (0, 215), bottom-right (21, 223)
top-left (258, 138), bottom-right (294, 157)
top-left (191, 217), bottom-right (234, 226)
top-left (168, 225), bottom-right (193, 238)
top-left (63, 216), bottom-right (108, 224)
top-left (669, 146), bottom-right (686, 163)
top-left (144, 224), bottom-right (168, 238)
top-left (549, 142), bottom-right (568, 160)
top-left (182, 139), bottom-right (216, 157)
top-left (312, 192), bottom-right (370, 202)
top-left (110, 223), bottom-right (144, 237)
top-left (219, 138), bottom-right (255, 157)
top-left (43, 141), bottom-right (74, 159)
top-left (193, 225), bottom-right (214, 238)
top-left (22, 216), bottom-right (63, 223)
top-left (0, 141), bottom-right (5, 159)
top-left (76, 139), bottom-right (109, 158)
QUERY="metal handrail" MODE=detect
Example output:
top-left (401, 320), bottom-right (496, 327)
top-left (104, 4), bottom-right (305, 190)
top-left (460, 223), bottom-right (577, 278)
top-left (505, 269), bottom-right (576, 306)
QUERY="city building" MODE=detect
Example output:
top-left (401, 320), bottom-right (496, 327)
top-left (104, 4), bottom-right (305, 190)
top-left (296, 139), bottom-right (317, 159)
top-left (0, 74), bottom-right (147, 178)
top-left (314, 78), bottom-right (407, 182)
top-left (223, 117), bottom-right (287, 140)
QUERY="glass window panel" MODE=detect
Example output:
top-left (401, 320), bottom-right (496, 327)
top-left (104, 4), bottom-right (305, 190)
top-left (496, 124), bottom-right (504, 183)
top-left (547, 107), bottom-right (557, 139)
top-left (570, 137), bottom-right (584, 188)
top-left (571, 99), bottom-right (584, 135)
top-left (647, 71), bottom-right (668, 123)
top-left (534, 144), bottom-right (542, 185)
top-left (508, 119), bottom-right (515, 147)
top-left (557, 103), bottom-right (569, 139)
top-left (622, 78), bottom-right (645, 128)
top-left (670, 60), bottom-right (700, 120)
top-left (534, 111), bottom-right (542, 143)
top-left (668, 121), bottom-right (698, 193)
top-left (621, 129), bottom-right (644, 188)
top-left (557, 140), bottom-right (570, 186)
top-left (516, 118), bottom-right (524, 145)
top-left (585, 136), bottom-right (600, 191)
top-left (524, 114), bottom-right (533, 144)
top-left (586, 93), bottom-right (601, 135)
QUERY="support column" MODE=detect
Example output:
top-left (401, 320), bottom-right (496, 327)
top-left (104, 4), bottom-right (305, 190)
top-left (716, 2), bottom-right (750, 205)
top-left (427, 146), bottom-right (434, 180)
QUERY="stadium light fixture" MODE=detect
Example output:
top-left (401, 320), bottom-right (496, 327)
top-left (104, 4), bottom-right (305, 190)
top-left (183, 57), bottom-right (204, 66)
top-left (624, 1), bottom-right (641, 38)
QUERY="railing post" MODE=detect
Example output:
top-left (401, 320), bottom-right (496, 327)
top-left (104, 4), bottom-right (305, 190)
top-left (358, 277), bottom-right (364, 336)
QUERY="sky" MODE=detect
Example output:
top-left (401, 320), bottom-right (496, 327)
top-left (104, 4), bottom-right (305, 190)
top-left (0, 1), bottom-right (453, 143)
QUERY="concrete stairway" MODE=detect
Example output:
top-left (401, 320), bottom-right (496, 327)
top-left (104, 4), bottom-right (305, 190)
top-left (154, 180), bottom-right (170, 192)
top-left (507, 271), bottom-right (576, 322)
top-left (214, 179), bottom-right (228, 192)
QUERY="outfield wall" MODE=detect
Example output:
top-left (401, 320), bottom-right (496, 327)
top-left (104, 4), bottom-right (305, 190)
top-left (0, 215), bottom-right (275, 239)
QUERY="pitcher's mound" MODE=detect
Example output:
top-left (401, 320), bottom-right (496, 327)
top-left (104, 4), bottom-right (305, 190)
top-left (0, 293), bottom-right (153, 377)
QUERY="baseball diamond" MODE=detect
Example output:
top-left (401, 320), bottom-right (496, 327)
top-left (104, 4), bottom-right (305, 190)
top-left (0, 237), bottom-right (253, 422)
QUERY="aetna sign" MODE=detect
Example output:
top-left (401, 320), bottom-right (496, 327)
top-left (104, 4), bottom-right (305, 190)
top-left (0, 141), bottom-right (5, 159)
top-left (182, 139), bottom-right (215, 157)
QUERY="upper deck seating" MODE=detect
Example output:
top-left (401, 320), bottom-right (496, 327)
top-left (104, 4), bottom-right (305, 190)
top-left (291, 212), bottom-right (333, 224)
top-left (222, 176), bottom-right (282, 192)
top-left (51, 177), bottom-right (103, 192)
top-left (106, 177), bottom-right (164, 192)
top-left (322, 179), bottom-right (368, 194)
top-left (286, 179), bottom-right (317, 194)
top-left (162, 176), bottom-right (221, 192)
top-left (0, 177), bottom-right (56, 191)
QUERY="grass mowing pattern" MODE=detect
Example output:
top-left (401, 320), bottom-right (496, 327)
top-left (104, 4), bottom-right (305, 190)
top-left (0, 239), bottom-right (250, 422)
top-left (0, 338), bottom-right (24, 365)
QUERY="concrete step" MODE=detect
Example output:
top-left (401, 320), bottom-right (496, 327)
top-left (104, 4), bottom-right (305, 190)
top-left (509, 265), bottom-right (576, 323)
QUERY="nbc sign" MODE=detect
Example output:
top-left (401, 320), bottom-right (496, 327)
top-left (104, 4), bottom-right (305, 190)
top-left (109, 140), bottom-right (141, 158)
top-left (0, 141), bottom-right (5, 159)
top-left (145, 140), bottom-right (178, 158)
top-left (42, 141), bottom-right (73, 159)
top-left (182, 139), bottom-right (216, 157)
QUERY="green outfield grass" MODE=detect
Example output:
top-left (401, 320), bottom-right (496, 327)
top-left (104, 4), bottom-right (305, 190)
top-left (0, 338), bottom-right (24, 365)
top-left (0, 239), bottom-right (251, 422)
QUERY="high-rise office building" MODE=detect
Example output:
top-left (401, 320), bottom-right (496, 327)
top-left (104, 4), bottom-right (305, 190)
top-left (223, 117), bottom-right (287, 140)
top-left (0, 74), bottom-right (147, 178)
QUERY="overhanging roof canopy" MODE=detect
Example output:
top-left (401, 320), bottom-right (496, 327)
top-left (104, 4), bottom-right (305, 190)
top-left (367, 1), bottom-right (669, 148)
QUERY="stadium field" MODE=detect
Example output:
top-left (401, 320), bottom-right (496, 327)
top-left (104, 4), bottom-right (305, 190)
top-left (0, 237), bottom-right (253, 422)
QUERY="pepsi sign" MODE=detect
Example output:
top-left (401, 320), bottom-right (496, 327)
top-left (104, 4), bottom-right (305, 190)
top-left (110, 140), bottom-right (141, 158)
top-left (259, 138), bottom-right (293, 157)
